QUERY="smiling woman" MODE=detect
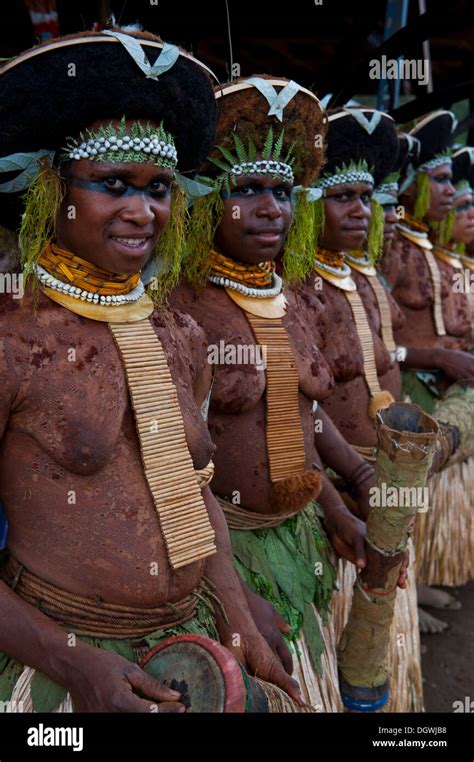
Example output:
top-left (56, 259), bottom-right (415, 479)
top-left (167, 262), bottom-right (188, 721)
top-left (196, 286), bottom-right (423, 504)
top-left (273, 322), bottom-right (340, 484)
top-left (56, 157), bottom-right (175, 276)
top-left (0, 28), bottom-right (306, 715)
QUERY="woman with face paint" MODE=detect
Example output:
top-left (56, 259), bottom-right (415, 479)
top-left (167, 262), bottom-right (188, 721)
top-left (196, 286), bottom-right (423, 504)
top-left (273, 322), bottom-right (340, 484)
top-left (380, 111), bottom-right (474, 370)
top-left (295, 109), bottom-right (401, 456)
top-left (0, 30), bottom-right (299, 713)
top-left (170, 77), bottom-right (378, 711)
top-left (379, 114), bottom-right (474, 625)
top-left (456, 151), bottom-right (474, 340)
top-left (431, 145), bottom-right (474, 349)
top-left (289, 108), bottom-right (423, 712)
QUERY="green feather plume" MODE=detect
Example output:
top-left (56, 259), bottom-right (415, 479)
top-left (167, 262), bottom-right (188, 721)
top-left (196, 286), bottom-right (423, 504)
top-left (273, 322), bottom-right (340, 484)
top-left (183, 191), bottom-right (225, 286)
top-left (413, 171), bottom-right (431, 220)
top-left (312, 197), bottom-right (325, 252)
top-left (146, 183), bottom-right (188, 305)
top-left (19, 162), bottom-right (65, 293)
top-left (367, 198), bottom-right (385, 262)
top-left (282, 191), bottom-right (316, 284)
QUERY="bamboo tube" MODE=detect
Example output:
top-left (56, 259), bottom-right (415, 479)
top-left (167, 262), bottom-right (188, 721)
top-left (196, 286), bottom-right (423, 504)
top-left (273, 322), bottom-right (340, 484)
top-left (337, 402), bottom-right (438, 712)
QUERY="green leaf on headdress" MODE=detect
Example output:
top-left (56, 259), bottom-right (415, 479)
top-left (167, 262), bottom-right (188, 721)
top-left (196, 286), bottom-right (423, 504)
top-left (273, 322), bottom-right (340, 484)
top-left (248, 137), bottom-right (257, 162)
top-left (262, 126), bottom-right (274, 161)
top-left (232, 133), bottom-right (248, 164)
top-left (273, 128), bottom-right (285, 161)
top-left (209, 155), bottom-right (231, 172)
top-left (217, 144), bottom-right (238, 166)
top-left (283, 139), bottom-right (296, 164)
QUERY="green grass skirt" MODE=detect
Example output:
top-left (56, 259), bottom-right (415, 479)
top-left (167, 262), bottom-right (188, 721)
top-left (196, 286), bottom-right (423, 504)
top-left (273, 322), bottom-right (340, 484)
top-left (230, 501), bottom-right (336, 675)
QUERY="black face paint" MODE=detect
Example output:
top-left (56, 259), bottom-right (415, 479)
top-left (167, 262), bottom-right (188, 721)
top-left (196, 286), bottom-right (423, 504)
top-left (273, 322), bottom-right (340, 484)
top-left (430, 175), bottom-right (452, 186)
top-left (455, 201), bottom-right (474, 214)
top-left (69, 177), bottom-right (171, 198)
top-left (221, 185), bottom-right (292, 202)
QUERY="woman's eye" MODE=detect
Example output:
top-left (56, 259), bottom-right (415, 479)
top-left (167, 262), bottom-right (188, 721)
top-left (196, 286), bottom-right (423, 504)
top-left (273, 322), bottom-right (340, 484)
top-left (238, 186), bottom-right (255, 195)
top-left (104, 177), bottom-right (126, 191)
top-left (275, 188), bottom-right (291, 200)
top-left (149, 181), bottom-right (170, 195)
top-left (361, 193), bottom-right (372, 203)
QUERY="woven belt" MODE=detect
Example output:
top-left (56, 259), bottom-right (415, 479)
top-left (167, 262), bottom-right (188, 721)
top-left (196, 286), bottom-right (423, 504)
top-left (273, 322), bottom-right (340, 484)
top-left (3, 556), bottom-right (198, 639)
top-left (217, 495), bottom-right (300, 530)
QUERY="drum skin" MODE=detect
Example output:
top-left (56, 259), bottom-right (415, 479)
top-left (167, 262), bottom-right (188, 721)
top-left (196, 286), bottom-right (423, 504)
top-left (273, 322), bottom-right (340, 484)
top-left (140, 634), bottom-right (250, 712)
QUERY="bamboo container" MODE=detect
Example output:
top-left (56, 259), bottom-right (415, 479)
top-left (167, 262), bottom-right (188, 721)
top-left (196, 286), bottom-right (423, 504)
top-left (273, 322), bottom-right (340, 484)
top-left (337, 402), bottom-right (438, 712)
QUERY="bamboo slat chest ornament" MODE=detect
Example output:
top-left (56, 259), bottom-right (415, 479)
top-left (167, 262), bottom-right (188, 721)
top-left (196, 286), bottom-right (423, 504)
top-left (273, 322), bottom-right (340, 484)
top-left (40, 283), bottom-right (216, 570)
top-left (208, 257), bottom-right (321, 513)
top-left (313, 253), bottom-right (394, 418)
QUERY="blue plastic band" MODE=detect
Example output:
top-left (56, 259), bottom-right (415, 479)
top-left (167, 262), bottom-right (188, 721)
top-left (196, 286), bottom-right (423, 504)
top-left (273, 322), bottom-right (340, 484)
top-left (341, 687), bottom-right (389, 712)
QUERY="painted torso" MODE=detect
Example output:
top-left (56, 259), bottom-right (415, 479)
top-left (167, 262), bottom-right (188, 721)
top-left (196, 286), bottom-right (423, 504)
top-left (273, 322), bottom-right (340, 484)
top-left (170, 283), bottom-right (334, 514)
top-left (0, 288), bottom-right (213, 606)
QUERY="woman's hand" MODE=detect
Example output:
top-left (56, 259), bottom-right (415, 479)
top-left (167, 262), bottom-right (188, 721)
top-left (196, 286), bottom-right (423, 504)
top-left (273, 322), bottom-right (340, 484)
top-left (242, 584), bottom-right (294, 675)
top-left (67, 646), bottom-right (186, 713)
top-left (220, 622), bottom-right (305, 706)
top-left (436, 348), bottom-right (474, 382)
top-left (324, 505), bottom-right (367, 570)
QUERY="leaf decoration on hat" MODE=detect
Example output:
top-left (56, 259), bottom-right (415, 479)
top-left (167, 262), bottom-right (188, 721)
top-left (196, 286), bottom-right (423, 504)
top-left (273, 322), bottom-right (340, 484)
top-left (273, 129), bottom-right (285, 161)
top-left (262, 126), bottom-right (274, 160)
top-left (232, 133), bottom-right (247, 164)
top-left (207, 127), bottom-right (297, 191)
top-left (0, 150), bottom-right (55, 193)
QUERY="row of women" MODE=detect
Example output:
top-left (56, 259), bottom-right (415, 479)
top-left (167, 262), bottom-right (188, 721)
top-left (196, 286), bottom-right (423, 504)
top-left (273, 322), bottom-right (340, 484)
top-left (0, 27), bottom-right (472, 714)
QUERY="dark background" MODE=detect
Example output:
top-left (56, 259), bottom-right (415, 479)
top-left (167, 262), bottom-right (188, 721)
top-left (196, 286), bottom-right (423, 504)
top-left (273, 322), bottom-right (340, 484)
top-left (2, 0), bottom-right (474, 136)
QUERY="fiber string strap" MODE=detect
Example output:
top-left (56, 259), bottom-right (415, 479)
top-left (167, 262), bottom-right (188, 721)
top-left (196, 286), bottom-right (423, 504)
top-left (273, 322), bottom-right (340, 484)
top-left (109, 319), bottom-right (216, 569)
top-left (216, 495), bottom-right (300, 530)
top-left (244, 312), bottom-right (306, 481)
top-left (422, 249), bottom-right (447, 336)
top-left (253, 678), bottom-right (316, 713)
top-left (3, 556), bottom-right (197, 638)
top-left (368, 276), bottom-right (397, 354)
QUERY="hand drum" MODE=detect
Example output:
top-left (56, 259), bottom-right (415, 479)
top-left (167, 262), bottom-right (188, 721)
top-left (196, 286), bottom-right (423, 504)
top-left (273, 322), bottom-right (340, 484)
top-left (140, 634), bottom-right (269, 713)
